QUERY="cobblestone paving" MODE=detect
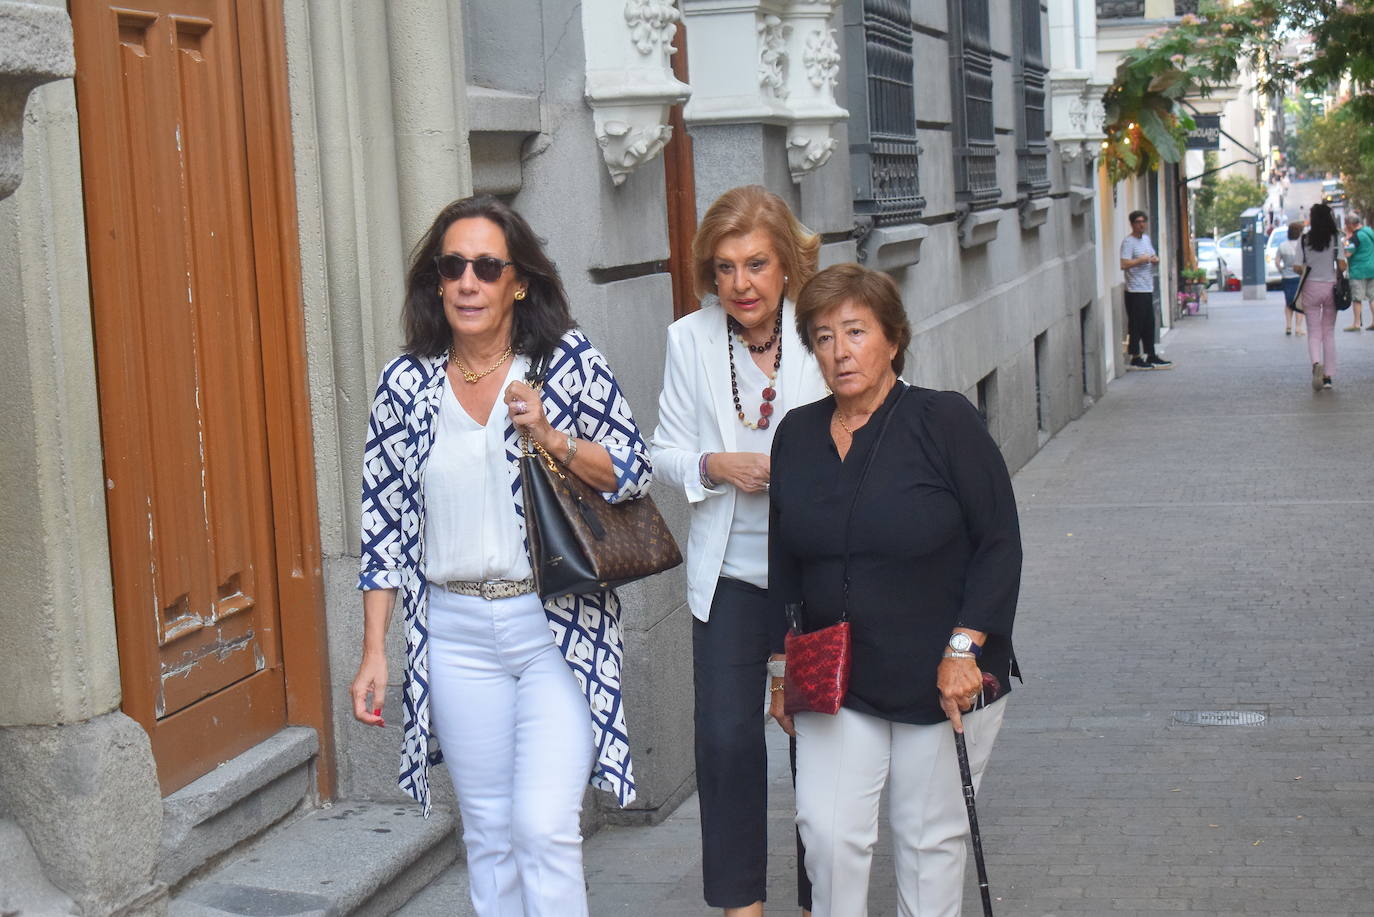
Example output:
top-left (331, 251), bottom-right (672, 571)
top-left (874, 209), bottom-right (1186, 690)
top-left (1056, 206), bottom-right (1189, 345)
top-left (406, 290), bottom-right (1374, 915)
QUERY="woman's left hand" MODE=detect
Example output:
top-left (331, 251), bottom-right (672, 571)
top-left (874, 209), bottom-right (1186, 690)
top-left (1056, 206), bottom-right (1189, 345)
top-left (505, 380), bottom-right (554, 447)
top-left (937, 656), bottom-right (983, 734)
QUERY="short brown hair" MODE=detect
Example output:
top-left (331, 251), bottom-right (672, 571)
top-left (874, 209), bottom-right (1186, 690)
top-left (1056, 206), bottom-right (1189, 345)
top-left (692, 185), bottom-right (820, 301)
top-left (1287, 220), bottom-right (1305, 241)
top-left (795, 263), bottom-right (912, 376)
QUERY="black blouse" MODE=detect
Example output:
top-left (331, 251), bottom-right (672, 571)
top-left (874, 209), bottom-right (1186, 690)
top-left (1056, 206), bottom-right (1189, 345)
top-left (768, 383), bottom-right (1022, 725)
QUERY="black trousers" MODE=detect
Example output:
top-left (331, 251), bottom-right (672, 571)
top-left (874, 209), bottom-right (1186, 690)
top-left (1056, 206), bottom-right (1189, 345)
top-left (693, 577), bottom-right (811, 910)
top-left (1124, 290), bottom-right (1156, 357)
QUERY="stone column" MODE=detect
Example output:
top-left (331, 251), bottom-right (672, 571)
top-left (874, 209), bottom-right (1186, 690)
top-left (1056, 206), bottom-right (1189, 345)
top-left (681, 0), bottom-right (798, 214)
top-left (0, 3), bottom-right (165, 914)
top-left (282, 0), bottom-right (475, 806)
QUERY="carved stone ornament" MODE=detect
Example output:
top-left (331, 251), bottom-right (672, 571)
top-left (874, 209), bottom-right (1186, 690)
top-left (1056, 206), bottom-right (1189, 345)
top-left (597, 117), bottom-right (675, 185)
top-left (584, 0), bottom-right (690, 185)
top-left (778, 0), bottom-right (847, 180)
top-left (758, 15), bottom-right (789, 99)
top-left (803, 28), bottom-right (841, 89)
top-left (625, 0), bottom-right (681, 56)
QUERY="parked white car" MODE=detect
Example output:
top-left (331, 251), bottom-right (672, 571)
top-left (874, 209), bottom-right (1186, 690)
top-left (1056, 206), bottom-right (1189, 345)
top-left (1215, 229), bottom-right (1283, 287)
top-left (1217, 231), bottom-right (1243, 285)
top-left (1194, 237), bottom-right (1225, 289)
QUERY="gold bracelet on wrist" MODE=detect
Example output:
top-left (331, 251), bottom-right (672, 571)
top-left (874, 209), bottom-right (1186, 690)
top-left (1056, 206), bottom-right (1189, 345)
top-left (769, 683), bottom-right (785, 693)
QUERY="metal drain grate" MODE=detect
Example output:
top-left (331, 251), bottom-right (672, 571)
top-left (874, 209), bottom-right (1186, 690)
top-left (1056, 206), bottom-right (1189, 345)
top-left (1171, 710), bottom-right (1266, 727)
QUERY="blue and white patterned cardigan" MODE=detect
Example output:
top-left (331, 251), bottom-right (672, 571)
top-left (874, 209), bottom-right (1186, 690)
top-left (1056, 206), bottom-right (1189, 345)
top-left (357, 329), bottom-right (650, 815)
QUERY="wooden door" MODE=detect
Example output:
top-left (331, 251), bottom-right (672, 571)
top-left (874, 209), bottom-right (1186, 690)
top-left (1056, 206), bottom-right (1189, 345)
top-left (72, 0), bottom-right (327, 794)
top-left (664, 21), bottom-right (699, 319)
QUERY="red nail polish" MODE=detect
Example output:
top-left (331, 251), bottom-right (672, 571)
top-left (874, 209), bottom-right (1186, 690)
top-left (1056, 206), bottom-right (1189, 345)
top-left (377, 719), bottom-right (385, 727)
top-left (373, 708), bottom-right (381, 716)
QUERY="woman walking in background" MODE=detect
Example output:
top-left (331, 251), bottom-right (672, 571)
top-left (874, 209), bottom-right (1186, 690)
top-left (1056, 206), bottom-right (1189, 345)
top-left (1299, 203), bottom-right (1348, 391)
top-left (1275, 220), bottom-right (1306, 336)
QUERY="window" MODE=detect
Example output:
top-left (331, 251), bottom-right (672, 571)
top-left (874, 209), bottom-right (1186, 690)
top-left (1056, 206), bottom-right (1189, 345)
top-left (949, 0), bottom-right (998, 206)
top-left (844, 0), bottom-right (925, 226)
top-left (1034, 331), bottom-right (1049, 436)
top-left (1013, 0), bottom-right (1049, 197)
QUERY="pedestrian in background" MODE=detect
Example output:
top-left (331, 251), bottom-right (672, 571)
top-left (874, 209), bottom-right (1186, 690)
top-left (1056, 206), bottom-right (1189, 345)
top-left (1343, 213), bottom-right (1374, 331)
top-left (1275, 220), bottom-right (1307, 336)
top-left (1299, 202), bottom-right (1349, 392)
top-left (351, 195), bottom-right (653, 917)
top-left (651, 185), bottom-right (827, 917)
top-left (1119, 211), bottom-right (1173, 370)
top-left (769, 264), bottom-right (1021, 917)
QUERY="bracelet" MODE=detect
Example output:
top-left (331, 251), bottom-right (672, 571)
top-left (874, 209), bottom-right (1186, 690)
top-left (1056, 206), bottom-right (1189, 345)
top-left (563, 435), bottom-right (579, 465)
top-left (699, 452), bottom-right (716, 489)
top-left (769, 683), bottom-right (785, 693)
top-left (942, 651), bottom-right (976, 660)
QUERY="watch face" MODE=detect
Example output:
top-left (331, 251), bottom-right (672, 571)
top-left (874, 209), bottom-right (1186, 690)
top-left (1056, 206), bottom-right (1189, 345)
top-left (949, 633), bottom-right (973, 652)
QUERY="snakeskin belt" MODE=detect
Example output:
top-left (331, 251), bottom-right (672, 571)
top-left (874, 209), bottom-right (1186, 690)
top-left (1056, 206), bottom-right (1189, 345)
top-left (435, 577), bottom-right (535, 600)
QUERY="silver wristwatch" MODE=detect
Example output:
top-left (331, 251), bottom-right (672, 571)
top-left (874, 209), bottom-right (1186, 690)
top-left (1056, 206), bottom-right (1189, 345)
top-left (947, 632), bottom-right (982, 658)
top-left (767, 659), bottom-right (786, 678)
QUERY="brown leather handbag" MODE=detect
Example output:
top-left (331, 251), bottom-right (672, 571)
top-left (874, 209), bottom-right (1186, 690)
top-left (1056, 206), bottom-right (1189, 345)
top-left (520, 355), bottom-right (682, 600)
top-left (784, 384), bottom-right (909, 715)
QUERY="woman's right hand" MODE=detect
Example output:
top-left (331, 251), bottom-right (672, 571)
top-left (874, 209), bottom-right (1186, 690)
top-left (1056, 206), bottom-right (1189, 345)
top-left (706, 451), bottom-right (771, 493)
top-left (351, 652), bottom-right (388, 727)
top-left (769, 678), bottom-right (795, 737)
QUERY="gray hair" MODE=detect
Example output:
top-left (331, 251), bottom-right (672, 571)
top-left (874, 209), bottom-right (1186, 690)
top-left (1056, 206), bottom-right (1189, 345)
top-left (1345, 212), bottom-right (1362, 226)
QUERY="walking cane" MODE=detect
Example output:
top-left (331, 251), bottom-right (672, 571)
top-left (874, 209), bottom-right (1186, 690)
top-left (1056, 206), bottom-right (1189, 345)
top-left (955, 727), bottom-right (994, 917)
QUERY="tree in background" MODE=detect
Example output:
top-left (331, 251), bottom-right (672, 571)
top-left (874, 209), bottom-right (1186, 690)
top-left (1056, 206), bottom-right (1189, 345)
top-left (1194, 175), bottom-right (1267, 238)
top-left (1298, 105), bottom-right (1374, 216)
top-left (1102, 0), bottom-right (1374, 183)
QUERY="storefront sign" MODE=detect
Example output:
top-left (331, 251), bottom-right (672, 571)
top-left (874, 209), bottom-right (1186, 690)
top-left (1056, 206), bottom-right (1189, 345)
top-left (1186, 115), bottom-right (1221, 150)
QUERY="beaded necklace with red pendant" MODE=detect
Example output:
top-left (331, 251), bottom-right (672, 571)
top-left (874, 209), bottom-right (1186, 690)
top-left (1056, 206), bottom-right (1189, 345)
top-left (726, 308), bottom-right (782, 430)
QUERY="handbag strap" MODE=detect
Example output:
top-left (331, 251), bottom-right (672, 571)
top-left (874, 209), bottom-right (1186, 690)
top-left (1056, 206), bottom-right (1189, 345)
top-left (838, 383), bottom-right (910, 622)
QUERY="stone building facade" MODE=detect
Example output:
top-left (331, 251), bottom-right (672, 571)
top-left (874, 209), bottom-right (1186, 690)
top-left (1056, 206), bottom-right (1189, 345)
top-left (2, 0), bottom-right (1105, 910)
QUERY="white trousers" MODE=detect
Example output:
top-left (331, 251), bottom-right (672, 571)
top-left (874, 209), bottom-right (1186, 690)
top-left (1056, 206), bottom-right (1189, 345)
top-left (426, 588), bottom-right (595, 917)
top-left (794, 699), bottom-right (1007, 917)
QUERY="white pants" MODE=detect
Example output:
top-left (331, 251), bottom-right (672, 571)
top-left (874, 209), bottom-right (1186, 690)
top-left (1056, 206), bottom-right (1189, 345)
top-left (794, 699), bottom-right (1007, 917)
top-left (426, 588), bottom-right (595, 917)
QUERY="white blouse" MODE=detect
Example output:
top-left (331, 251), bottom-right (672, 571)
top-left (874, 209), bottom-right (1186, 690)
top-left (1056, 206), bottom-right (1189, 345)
top-left (422, 357), bottom-right (532, 584)
top-left (719, 348), bottom-right (789, 590)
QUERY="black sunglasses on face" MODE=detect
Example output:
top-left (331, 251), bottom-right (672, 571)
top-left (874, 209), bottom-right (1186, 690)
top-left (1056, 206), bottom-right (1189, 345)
top-left (434, 253), bottom-right (514, 283)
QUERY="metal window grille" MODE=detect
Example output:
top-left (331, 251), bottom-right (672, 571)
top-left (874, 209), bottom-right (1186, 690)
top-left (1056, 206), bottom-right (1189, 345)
top-left (1014, 0), bottom-right (1050, 196)
top-left (1096, 0), bottom-right (1145, 18)
top-left (1174, 0), bottom-right (1199, 14)
top-left (844, 0), bottom-right (925, 225)
top-left (950, 0), bottom-right (999, 206)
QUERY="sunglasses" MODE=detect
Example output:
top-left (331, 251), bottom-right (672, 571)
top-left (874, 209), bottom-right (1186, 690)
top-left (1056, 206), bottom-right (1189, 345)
top-left (434, 253), bottom-right (514, 283)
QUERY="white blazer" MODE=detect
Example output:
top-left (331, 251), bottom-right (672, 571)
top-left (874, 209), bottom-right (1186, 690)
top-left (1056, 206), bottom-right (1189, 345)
top-left (651, 298), bottom-right (829, 621)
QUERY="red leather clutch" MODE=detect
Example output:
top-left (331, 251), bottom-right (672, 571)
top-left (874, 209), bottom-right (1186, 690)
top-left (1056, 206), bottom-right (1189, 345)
top-left (783, 620), bottom-right (851, 716)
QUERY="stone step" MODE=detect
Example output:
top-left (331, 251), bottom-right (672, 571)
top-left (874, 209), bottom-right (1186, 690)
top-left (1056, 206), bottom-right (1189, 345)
top-left (169, 800), bottom-right (458, 917)
top-left (159, 727), bottom-right (320, 889)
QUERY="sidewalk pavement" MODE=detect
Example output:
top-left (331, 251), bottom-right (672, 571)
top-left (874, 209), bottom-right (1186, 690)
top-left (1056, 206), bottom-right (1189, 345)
top-left (401, 288), bottom-right (1374, 915)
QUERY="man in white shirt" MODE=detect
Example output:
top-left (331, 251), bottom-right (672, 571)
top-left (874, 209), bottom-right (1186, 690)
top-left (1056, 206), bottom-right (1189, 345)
top-left (1119, 211), bottom-right (1173, 369)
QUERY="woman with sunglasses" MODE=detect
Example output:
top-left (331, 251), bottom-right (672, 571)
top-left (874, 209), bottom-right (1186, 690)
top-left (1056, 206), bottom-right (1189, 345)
top-left (651, 186), bottom-right (828, 916)
top-left (350, 195), bottom-right (652, 917)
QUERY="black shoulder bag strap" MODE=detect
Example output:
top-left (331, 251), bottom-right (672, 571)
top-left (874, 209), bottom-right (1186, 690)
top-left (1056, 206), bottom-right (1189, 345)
top-left (837, 383), bottom-right (910, 624)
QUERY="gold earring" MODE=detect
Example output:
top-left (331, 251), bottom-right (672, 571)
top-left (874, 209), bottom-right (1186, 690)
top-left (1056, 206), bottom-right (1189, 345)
top-left (514, 289), bottom-right (527, 301)
top-left (437, 285), bottom-right (443, 297)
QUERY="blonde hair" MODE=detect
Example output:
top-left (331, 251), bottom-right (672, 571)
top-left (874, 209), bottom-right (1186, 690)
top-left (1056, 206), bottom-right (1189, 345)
top-left (691, 186), bottom-right (820, 301)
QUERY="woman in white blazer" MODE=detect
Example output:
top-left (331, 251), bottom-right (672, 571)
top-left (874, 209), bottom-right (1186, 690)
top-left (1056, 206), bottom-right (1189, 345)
top-left (652, 186), bottom-right (828, 917)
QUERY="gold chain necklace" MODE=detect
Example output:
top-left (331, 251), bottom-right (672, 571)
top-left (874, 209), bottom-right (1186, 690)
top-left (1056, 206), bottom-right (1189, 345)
top-left (833, 410), bottom-right (853, 435)
top-left (450, 346), bottom-right (513, 384)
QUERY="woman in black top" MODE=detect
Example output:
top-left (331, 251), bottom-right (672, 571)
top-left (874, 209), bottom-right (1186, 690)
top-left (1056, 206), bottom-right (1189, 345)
top-left (767, 263), bottom-right (1021, 917)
